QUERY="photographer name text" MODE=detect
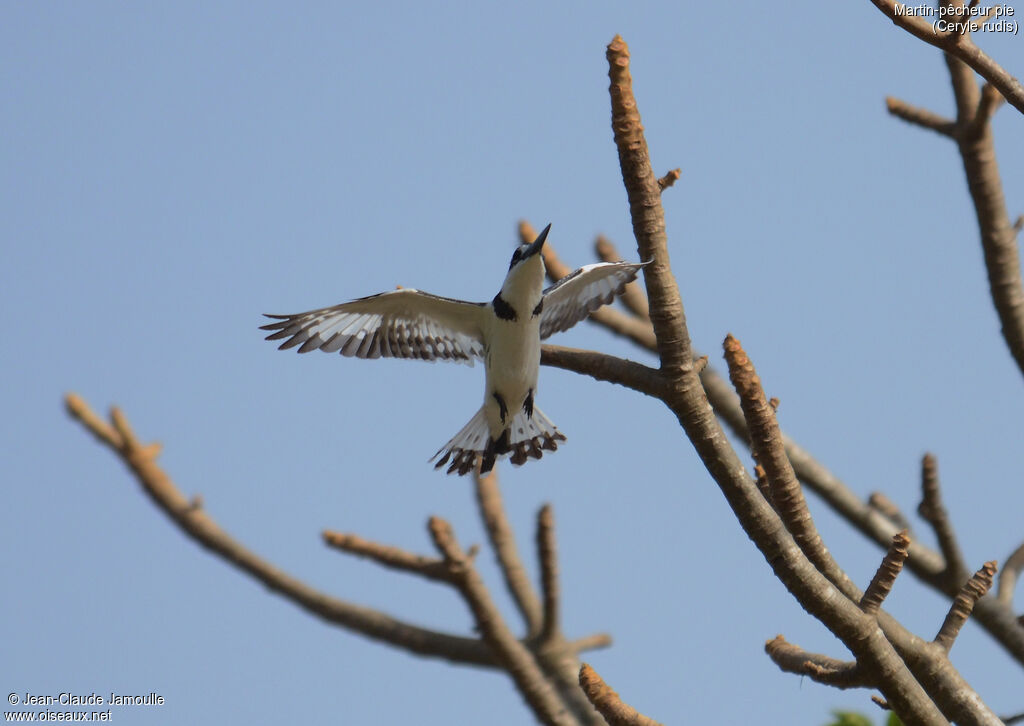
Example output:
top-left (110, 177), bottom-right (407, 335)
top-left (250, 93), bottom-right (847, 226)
top-left (15, 692), bottom-right (164, 707)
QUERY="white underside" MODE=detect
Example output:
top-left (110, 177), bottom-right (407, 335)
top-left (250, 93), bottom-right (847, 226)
top-left (481, 314), bottom-right (542, 438)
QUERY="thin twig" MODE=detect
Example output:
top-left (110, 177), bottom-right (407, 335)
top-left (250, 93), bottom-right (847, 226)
top-left (886, 97), bottom-right (957, 137)
top-left (537, 504), bottom-right (560, 645)
top-left (935, 561), bottom-right (998, 652)
top-left (578, 664), bottom-right (663, 726)
top-left (996, 541), bottom-right (1024, 606)
top-left (321, 531), bottom-right (450, 580)
top-left (917, 454), bottom-right (969, 587)
top-left (473, 469), bottom-right (544, 638)
top-left (764, 635), bottom-right (869, 688)
top-left (540, 344), bottom-right (665, 399)
top-left (973, 83), bottom-right (1006, 131)
top-left (569, 634), bottom-right (613, 652)
top-left (656, 168), bottom-right (680, 192)
top-left (577, 306), bottom-right (659, 350)
top-left (860, 531), bottom-right (912, 615)
top-left (428, 517), bottom-right (577, 726)
top-left (66, 393), bottom-right (123, 449)
top-left (868, 492), bottom-right (914, 535)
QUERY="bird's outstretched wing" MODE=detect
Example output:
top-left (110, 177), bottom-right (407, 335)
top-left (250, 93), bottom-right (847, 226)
top-left (539, 261), bottom-right (648, 339)
top-left (261, 289), bottom-right (488, 365)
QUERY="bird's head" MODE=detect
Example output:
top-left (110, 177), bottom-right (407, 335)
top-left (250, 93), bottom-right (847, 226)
top-left (498, 223), bottom-right (550, 305)
top-left (507, 223), bottom-right (550, 272)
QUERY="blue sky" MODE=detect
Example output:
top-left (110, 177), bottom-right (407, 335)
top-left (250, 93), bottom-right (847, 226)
top-left (3, 2), bottom-right (1023, 724)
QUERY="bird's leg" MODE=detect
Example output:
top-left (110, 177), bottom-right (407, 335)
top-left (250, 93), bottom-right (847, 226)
top-left (492, 391), bottom-right (508, 425)
top-left (523, 388), bottom-right (534, 419)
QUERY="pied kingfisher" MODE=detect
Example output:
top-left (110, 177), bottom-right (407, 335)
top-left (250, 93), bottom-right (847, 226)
top-left (261, 225), bottom-right (646, 475)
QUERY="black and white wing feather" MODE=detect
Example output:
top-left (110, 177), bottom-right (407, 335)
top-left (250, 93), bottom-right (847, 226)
top-left (261, 289), bottom-right (488, 365)
top-left (539, 261), bottom-right (648, 340)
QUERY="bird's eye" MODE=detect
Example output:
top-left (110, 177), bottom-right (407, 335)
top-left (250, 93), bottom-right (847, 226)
top-left (509, 249), bottom-right (523, 269)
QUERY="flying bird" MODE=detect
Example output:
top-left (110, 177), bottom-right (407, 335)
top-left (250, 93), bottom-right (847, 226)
top-left (261, 225), bottom-right (647, 475)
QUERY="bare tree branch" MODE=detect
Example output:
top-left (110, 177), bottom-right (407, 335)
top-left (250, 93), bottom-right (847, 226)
top-left (537, 504), bottom-right (560, 645)
top-left (997, 541), bottom-right (1024, 606)
top-left (860, 531), bottom-right (912, 616)
top-left (543, 234), bottom-right (1024, 668)
top-left (607, 37), bottom-right (693, 378)
top-left (716, 341), bottom-right (998, 723)
top-left (66, 393), bottom-right (611, 678)
top-left (540, 345), bottom-right (665, 398)
top-left (886, 96), bottom-right (957, 137)
top-left (918, 454), bottom-right (970, 587)
top-left (656, 168), bottom-right (680, 192)
top-left (64, 394), bottom-right (501, 667)
top-left (578, 664), bottom-right (663, 726)
top-left (973, 82), bottom-right (1006, 129)
top-left (723, 334), bottom-right (854, 593)
top-left (473, 469), bottom-right (544, 638)
top-left (65, 28), bottom-right (1024, 724)
top-left (765, 635), bottom-right (869, 688)
top-left (603, 36), bottom-right (949, 726)
top-left (472, 468), bottom-right (604, 726)
top-left (428, 517), bottom-right (579, 726)
top-left (935, 561), bottom-right (998, 652)
top-left (868, 492), bottom-right (915, 535)
top-left (945, 60), bottom-right (1024, 381)
top-left (322, 530), bottom-right (449, 580)
top-left (884, 38), bottom-right (1024, 381)
top-left (867, 0), bottom-right (1024, 115)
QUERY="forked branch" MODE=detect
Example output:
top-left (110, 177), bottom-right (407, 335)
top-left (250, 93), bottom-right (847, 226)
top-left (886, 39), bottom-right (1024, 382)
top-left (602, 36), bottom-right (949, 725)
top-left (867, 0), bottom-right (1024, 114)
top-left (63, 393), bottom-right (611, 684)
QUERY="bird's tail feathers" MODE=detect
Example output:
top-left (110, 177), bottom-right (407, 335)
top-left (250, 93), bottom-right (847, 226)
top-left (430, 407), bottom-right (490, 476)
top-left (503, 406), bottom-right (566, 468)
top-left (430, 406), bottom-right (566, 476)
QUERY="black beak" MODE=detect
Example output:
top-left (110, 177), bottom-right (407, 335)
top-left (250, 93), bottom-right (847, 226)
top-left (524, 224), bottom-right (551, 259)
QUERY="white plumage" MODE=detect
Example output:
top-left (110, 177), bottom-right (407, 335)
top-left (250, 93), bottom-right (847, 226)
top-left (262, 225), bottom-right (646, 475)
